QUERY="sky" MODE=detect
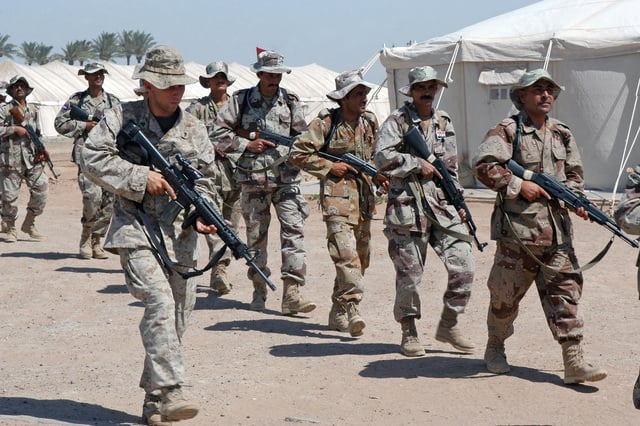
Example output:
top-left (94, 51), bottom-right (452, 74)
top-left (1, 0), bottom-right (539, 83)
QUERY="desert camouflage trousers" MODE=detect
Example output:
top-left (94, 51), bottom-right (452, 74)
top-left (486, 240), bottom-right (584, 343)
top-left (241, 183), bottom-right (309, 284)
top-left (326, 219), bottom-right (371, 303)
top-left (384, 221), bottom-right (474, 322)
top-left (0, 160), bottom-right (48, 222)
top-left (77, 168), bottom-right (114, 236)
top-left (119, 247), bottom-right (197, 393)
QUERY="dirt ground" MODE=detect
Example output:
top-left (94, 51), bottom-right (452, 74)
top-left (1, 138), bottom-right (640, 426)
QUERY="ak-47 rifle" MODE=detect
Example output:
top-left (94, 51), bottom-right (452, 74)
top-left (120, 120), bottom-right (277, 291)
top-left (9, 107), bottom-right (60, 179)
top-left (403, 126), bottom-right (487, 251)
top-left (236, 127), bottom-right (294, 147)
top-left (319, 151), bottom-right (379, 179)
top-left (69, 104), bottom-right (102, 123)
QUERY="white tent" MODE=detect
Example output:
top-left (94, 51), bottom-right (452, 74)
top-left (380, 0), bottom-right (640, 190)
top-left (0, 59), bottom-right (389, 140)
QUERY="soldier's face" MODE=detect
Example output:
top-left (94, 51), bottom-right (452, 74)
top-left (257, 72), bottom-right (282, 96)
top-left (85, 72), bottom-right (105, 87)
top-left (519, 80), bottom-right (556, 116)
top-left (410, 81), bottom-right (439, 109)
top-left (341, 85), bottom-right (369, 118)
top-left (146, 83), bottom-right (185, 117)
top-left (209, 73), bottom-right (230, 92)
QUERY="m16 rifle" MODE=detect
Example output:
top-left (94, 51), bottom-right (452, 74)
top-left (69, 104), bottom-right (102, 123)
top-left (9, 107), bottom-right (59, 179)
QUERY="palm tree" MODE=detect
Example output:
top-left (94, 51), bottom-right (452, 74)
top-left (32, 43), bottom-right (53, 65)
top-left (92, 32), bottom-right (120, 62)
top-left (61, 40), bottom-right (94, 65)
top-left (0, 34), bottom-right (17, 59)
top-left (17, 42), bottom-right (41, 65)
top-left (118, 30), bottom-right (135, 65)
top-left (130, 30), bottom-right (155, 64)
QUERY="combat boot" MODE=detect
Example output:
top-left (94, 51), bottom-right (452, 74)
top-left (561, 340), bottom-right (608, 384)
top-left (435, 306), bottom-right (476, 353)
top-left (328, 302), bottom-right (348, 332)
top-left (4, 220), bottom-right (17, 243)
top-left (21, 211), bottom-right (43, 240)
top-left (281, 278), bottom-right (316, 315)
top-left (250, 281), bottom-right (268, 311)
top-left (91, 234), bottom-right (109, 259)
top-left (210, 261), bottom-right (232, 295)
top-left (142, 393), bottom-right (172, 426)
top-left (400, 317), bottom-right (425, 357)
top-left (346, 301), bottom-right (365, 337)
top-left (484, 335), bottom-right (510, 374)
top-left (79, 226), bottom-right (92, 259)
top-left (633, 369), bottom-right (640, 409)
top-left (159, 385), bottom-right (199, 421)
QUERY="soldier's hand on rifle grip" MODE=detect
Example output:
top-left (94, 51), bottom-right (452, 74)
top-left (418, 158), bottom-right (442, 181)
top-left (13, 126), bottom-right (28, 137)
top-left (329, 161), bottom-right (358, 178)
top-left (146, 170), bottom-right (176, 199)
top-left (85, 121), bottom-right (98, 132)
top-left (196, 217), bottom-right (218, 235)
top-left (575, 206), bottom-right (589, 221)
top-left (374, 174), bottom-right (389, 194)
top-left (520, 180), bottom-right (550, 202)
top-left (246, 138), bottom-right (275, 153)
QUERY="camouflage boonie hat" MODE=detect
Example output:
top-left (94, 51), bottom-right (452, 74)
top-left (78, 62), bottom-right (108, 75)
top-left (135, 45), bottom-right (197, 90)
top-left (7, 75), bottom-right (33, 96)
top-left (399, 66), bottom-right (448, 96)
top-left (250, 50), bottom-right (291, 74)
top-left (509, 68), bottom-right (563, 110)
top-left (0, 80), bottom-right (7, 97)
top-left (326, 70), bottom-right (376, 101)
top-left (199, 61), bottom-right (236, 88)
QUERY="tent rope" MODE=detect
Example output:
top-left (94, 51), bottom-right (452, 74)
top-left (435, 37), bottom-right (462, 110)
top-left (543, 36), bottom-right (555, 71)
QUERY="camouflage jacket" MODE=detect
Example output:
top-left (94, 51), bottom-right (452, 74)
top-left (0, 100), bottom-right (42, 169)
top-left (614, 170), bottom-right (640, 235)
top-left (289, 107), bottom-right (378, 224)
top-left (472, 112), bottom-right (584, 246)
top-left (81, 100), bottom-right (218, 258)
top-left (373, 102), bottom-right (462, 234)
top-left (211, 85), bottom-right (307, 187)
top-left (185, 94), bottom-right (223, 130)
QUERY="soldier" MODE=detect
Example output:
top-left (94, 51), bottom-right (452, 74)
top-left (472, 68), bottom-right (607, 384)
top-left (0, 76), bottom-right (48, 243)
top-left (81, 45), bottom-right (218, 425)
top-left (186, 62), bottom-right (239, 295)
top-left (373, 66), bottom-right (476, 357)
top-left (212, 49), bottom-right (316, 314)
top-left (290, 70), bottom-right (387, 336)
top-left (0, 81), bottom-right (8, 103)
top-left (54, 62), bottom-right (121, 259)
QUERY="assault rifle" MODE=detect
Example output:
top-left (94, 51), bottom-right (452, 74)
top-left (9, 107), bottom-right (60, 179)
top-left (120, 120), bottom-right (277, 291)
top-left (69, 104), bottom-right (102, 123)
top-left (404, 126), bottom-right (487, 251)
top-left (507, 159), bottom-right (640, 248)
top-left (319, 151), bottom-right (379, 179)
top-left (236, 127), bottom-right (294, 147)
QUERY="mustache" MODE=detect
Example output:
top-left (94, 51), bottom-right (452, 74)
top-left (420, 95), bottom-right (433, 101)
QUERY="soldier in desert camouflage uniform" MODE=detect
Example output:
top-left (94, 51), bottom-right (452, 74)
top-left (54, 62), bottom-right (121, 259)
top-left (212, 49), bottom-right (316, 315)
top-left (0, 76), bottom-right (48, 243)
top-left (82, 46), bottom-right (218, 425)
top-left (290, 70), bottom-right (387, 337)
top-left (473, 68), bottom-right (607, 384)
top-left (186, 61), bottom-right (239, 296)
top-left (374, 66), bottom-right (476, 357)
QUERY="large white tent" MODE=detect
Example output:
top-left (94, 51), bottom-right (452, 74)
top-left (380, 0), bottom-right (640, 190)
top-left (0, 59), bottom-right (389, 140)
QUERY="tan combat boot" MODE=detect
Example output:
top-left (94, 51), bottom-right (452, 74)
top-left (250, 281), bottom-right (268, 311)
top-left (79, 226), bottom-right (92, 259)
top-left (400, 317), bottom-right (425, 357)
top-left (91, 234), bottom-right (109, 259)
top-left (281, 278), bottom-right (316, 315)
top-left (4, 220), bottom-right (17, 243)
top-left (142, 393), bottom-right (172, 426)
top-left (159, 386), bottom-right (199, 421)
top-left (328, 302), bottom-right (349, 332)
top-left (561, 340), bottom-right (608, 384)
top-left (346, 301), bottom-right (365, 337)
top-left (435, 306), bottom-right (476, 353)
top-left (210, 261), bottom-right (232, 295)
top-left (21, 211), bottom-right (43, 240)
top-left (484, 335), bottom-right (510, 374)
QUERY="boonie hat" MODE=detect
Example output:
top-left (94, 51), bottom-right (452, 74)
top-left (78, 62), bottom-right (108, 75)
top-left (134, 45), bottom-right (197, 90)
top-left (399, 66), bottom-right (448, 96)
top-left (7, 75), bottom-right (33, 96)
top-left (199, 61), bottom-right (236, 88)
top-left (509, 68), bottom-right (563, 111)
top-left (326, 70), bottom-right (376, 101)
top-left (250, 50), bottom-right (291, 74)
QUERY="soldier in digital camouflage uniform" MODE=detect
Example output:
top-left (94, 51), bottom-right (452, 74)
top-left (82, 45), bottom-right (218, 425)
top-left (0, 76), bottom-right (48, 243)
top-left (212, 49), bottom-right (316, 315)
top-left (472, 68), bottom-right (607, 384)
top-left (614, 165), bottom-right (640, 408)
top-left (54, 62), bottom-right (121, 259)
top-left (185, 61), bottom-right (239, 296)
top-left (290, 70), bottom-right (388, 337)
top-left (373, 66), bottom-right (475, 357)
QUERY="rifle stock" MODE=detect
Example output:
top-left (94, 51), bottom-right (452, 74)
top-left (69, 104), bottom-right (101, 123)
top-left (9, 107), bottom-right (59, 179)
top-left (120, 121), bottom-right (277, 291)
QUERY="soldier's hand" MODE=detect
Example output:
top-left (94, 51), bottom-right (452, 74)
top-left (85, 121), bottom-right (98, 132)
top-left (196, 218), bottom-right (218, 234)
top-left (13, 126), bottom-right (28, 137)
top-left (246, 138), bottom-right (276, 153)
top-left (520, 181), bottom-right (550, 202)
top-left (575, 206), bottom-right (590, 221)
top-left (419, 158), bottom-right (442, 181)
top-left (330, 161), bottom-right (358, 177)
top-left (374, 174), bottom-right (389, 193)
top-left (458, 208), bottom-right (467, 221)
top-left (146, 170), bottom-right (176, 199)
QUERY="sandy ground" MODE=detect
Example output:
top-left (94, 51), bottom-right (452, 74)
top-left (1, 138), bottom-right (640, 426)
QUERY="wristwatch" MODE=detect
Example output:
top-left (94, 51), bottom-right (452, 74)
top-left (249, 131), bottom-right (256, 140)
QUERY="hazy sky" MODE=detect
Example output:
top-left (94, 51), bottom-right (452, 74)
top-left (1, 0), bottom-right (539, 82)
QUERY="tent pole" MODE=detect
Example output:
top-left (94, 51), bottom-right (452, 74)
top-left (543, 36), bottom-right (554, 71)
top-left (436, 38), bottom-right (462, 110)
top-left (611, 77), bottom-right (640, 204)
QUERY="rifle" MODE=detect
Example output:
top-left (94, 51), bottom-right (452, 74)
top-left (403, 126), bottom-right (487, 251)
top-left (507, 159), bottom-right (640, 248)
top-left (319, 151), bottom-right (379, 178)
top-left (120, 120), bottom-right (277, 291)
top-left (236, 127), bottom-right (294, 147)
top-left (69, 104), bottom-right (102, 123)
top-left (9, 107), bottom-right (60, 179)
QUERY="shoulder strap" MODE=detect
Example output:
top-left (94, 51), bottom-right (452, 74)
top-left (320, 108), bottom-right (339, 153)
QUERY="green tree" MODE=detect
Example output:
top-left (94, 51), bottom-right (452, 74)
top-left (92, 32), bottom-right (119, 62)
top-left (61, 40), bottom-right (94, 65)
top-left (130, 30), bottom-right (155, 64)
top-left (17, 41), bottom-right (53, 65)
top-left (0, 34), bottom-right (17, 59)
